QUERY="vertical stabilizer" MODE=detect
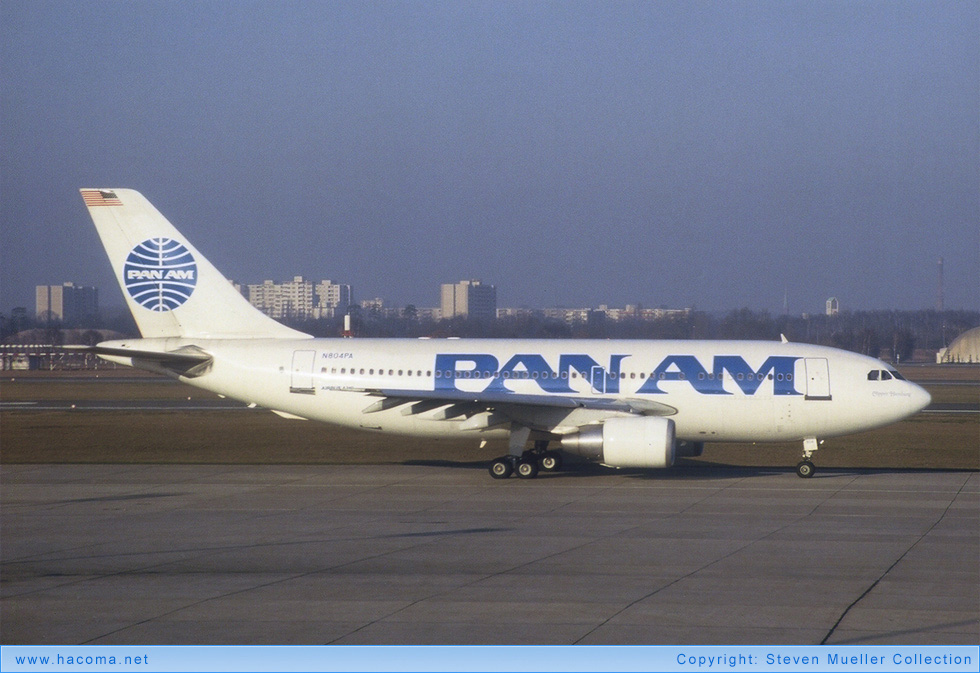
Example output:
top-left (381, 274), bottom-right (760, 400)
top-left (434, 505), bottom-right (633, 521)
top-left (81, 189), bottom-right (310, 339)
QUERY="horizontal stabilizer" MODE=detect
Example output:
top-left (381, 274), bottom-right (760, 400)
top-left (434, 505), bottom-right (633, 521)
top-left (75, 343), bottom-right (213, 378)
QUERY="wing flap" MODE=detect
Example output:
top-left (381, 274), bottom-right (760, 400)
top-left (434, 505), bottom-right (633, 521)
top-left (352, 387), bottom-right (677, 417)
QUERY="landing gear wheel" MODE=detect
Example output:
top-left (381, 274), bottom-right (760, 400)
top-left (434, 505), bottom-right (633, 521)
top-left (489, 457), bottom-right (514, 479)
top-left (516, 460), bottom-right (539, 480)
top-left (539, 451), bottom-right (563, 472)
top-left (796, 460), bottom-right (815, 479)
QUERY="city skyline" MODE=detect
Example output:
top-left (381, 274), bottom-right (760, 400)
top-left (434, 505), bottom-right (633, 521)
top-left (22, 274), bottom-right (949, 324)
top-left (2, 2), bottom-right (978, 315)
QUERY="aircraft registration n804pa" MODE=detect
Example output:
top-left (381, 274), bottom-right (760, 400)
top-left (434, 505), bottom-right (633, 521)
top-left (80, 188), bottom-right (931, 479)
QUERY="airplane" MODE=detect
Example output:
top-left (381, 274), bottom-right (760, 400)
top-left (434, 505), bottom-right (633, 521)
top-left (79, 188), bottom-right (932, 479)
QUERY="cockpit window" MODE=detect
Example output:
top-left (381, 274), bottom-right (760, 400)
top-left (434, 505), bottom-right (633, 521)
top-left (869, 369), bottom-right (908, 381)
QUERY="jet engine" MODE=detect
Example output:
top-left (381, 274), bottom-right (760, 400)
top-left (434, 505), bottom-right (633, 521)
top-left (560, 417), bottom-right (676, 469)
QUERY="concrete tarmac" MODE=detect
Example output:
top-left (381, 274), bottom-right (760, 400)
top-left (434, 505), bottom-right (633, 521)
top-left (1, 463), bottom-right (977, 646)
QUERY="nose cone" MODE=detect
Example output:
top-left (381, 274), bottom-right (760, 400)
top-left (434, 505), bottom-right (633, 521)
top-left (908, 382), bottom-right (932, 414)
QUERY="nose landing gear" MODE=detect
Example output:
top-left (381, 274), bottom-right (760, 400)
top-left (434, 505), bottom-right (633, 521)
top-left (796, 437), bottom-right (820, 478)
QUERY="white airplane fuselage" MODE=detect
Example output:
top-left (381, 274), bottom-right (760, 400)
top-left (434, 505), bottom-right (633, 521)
top-left (99, 335), bottom-right (929, 444)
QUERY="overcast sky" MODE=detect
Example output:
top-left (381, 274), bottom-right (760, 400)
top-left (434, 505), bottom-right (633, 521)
top-left (2, 1), bottom-right (977, 316)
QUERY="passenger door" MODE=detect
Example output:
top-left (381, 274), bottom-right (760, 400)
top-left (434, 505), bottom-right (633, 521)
top-left (290, 350), bottom-right (316, 394)
top-left (804, 358), bottom-right (832, 400)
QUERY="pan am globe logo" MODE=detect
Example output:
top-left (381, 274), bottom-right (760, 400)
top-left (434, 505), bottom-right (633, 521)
top-left (123, 238), bottom-right (198, 311)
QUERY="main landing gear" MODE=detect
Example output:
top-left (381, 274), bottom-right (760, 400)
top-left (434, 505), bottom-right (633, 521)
top-left (489, 440), bottom-right (562, 480)
top-left (795, 437), bottom-right (820, 478)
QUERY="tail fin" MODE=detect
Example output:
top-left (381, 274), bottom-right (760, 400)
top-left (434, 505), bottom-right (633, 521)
top-left (81, 189), bottom-right (310, 339)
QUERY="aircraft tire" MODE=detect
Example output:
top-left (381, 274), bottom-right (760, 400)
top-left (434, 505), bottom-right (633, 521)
top-left (796, 460), bottom-right (815, 479)
top-left (516, 460), bottom-right (539, 480)
top-left (490, 457), bottom-right (514, 479)
top-left (539, 451), bottom-right (563, 472)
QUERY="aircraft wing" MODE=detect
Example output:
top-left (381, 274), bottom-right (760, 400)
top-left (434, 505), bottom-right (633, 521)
top-left (345, 386), bottom-right (677, 422)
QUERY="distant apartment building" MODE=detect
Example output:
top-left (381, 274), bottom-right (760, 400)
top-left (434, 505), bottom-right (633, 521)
top-left (359, 297), bottom-right (387, 314)
top-left (278, 276), bottom-right (313, 318)
top-left (541, 307), bottom-right (593, 324)
top-left (414, 307), bottom-right (442, 321)
top-left (35, 283), bottom-right (99, 324)
top-left (247, 277), bottom-right (352, 319)
top-left (316, 280), bottom-right (351, 317)
top-left (358, 298), bottom-right (409, 319)
top-left (496, 307), bottom-right (544, 319)
top-left (441, 280), bottom-right (497, 321)
top-left (826, 297), bottom-right (839, 316)
top-left (501, 305), bottom-right (691, 324)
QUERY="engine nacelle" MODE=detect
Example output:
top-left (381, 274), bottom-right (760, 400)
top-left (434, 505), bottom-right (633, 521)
top-left (560, 417), bottom-right (676, 469)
